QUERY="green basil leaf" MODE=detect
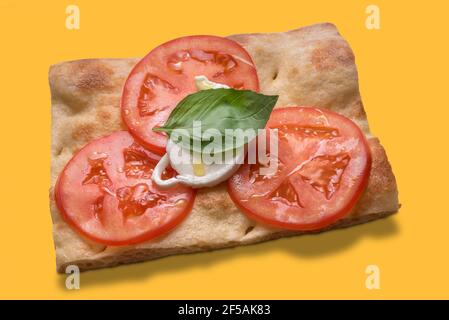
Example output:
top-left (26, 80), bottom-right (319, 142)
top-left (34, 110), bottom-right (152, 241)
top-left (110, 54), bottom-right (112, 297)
top-left (153, 88), bottom-right (278, 153)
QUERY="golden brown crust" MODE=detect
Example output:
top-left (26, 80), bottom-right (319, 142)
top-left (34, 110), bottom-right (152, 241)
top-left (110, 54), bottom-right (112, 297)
top-left (228, 23), bottom-right (370, 133)
top-left (49, 23), bottom-right (399, 273)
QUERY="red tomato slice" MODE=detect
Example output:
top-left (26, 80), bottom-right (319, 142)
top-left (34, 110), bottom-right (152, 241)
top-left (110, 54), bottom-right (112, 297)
top-left (55, 131), bottom-right (195, 246)
top-left (228, 107), bottom-right (372, 231)
top-left (121, 35), bottom-right (260, 155)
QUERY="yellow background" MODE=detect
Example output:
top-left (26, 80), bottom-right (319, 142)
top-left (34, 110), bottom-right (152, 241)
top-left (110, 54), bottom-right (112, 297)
top-left (0, 0), bottom-right (447, 299)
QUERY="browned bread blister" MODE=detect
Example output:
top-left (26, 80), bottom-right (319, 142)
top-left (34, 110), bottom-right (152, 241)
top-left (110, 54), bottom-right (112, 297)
top-left (49, 23), bottom-right (399, 272)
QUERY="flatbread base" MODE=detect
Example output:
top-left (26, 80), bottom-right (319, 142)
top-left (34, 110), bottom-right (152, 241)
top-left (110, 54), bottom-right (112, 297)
top-left (49, 23), bottom-right (399, 272)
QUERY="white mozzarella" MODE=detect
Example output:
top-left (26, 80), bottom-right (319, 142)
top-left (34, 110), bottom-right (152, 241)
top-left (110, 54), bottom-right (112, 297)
top-left (152, 140), bottom-right (245, 189)
top-left (152, 76), bottom-right (244, 189)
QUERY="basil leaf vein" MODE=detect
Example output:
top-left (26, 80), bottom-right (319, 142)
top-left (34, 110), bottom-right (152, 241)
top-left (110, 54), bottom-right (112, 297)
top-left (153, 88), bottom-right (278, 153)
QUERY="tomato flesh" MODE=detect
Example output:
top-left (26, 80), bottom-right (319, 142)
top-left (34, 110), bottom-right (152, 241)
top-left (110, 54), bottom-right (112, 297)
top-left (121, 35), bottom-right (260, 155)
top-left (55, 131), bottom-right (195, 245)
top-left (228, 107), bottom-right (372, 231)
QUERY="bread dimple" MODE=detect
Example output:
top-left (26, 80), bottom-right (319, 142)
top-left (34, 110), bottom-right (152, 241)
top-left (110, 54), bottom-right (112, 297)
top-left (49, 23), bottom-right (399, 272)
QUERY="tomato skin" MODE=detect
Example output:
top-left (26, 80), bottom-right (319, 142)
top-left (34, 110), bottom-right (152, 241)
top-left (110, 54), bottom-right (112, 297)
top-left (227, 171), bottom-right (370, 231)
top-left (227, 107), bottom-right (372, 231)
top-left (121, 35), bottom-right (260, 155)
top-left (54, 131), bottom-right (196, 246)
top-left (55, 186), bottom-right (195, 246)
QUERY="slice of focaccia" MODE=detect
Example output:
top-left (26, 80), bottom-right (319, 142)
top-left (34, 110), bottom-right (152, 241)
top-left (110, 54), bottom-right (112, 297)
top-left (49, 23), bottom-right (399, 272)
